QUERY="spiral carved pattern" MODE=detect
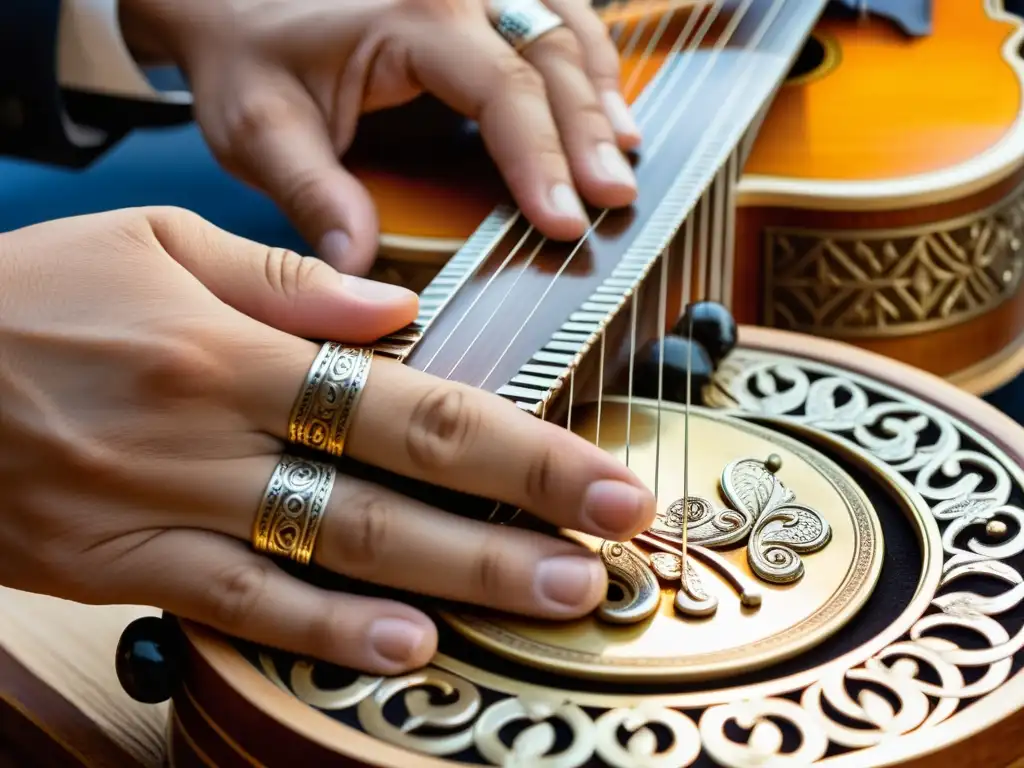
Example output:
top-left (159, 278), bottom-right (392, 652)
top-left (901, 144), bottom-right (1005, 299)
top-left (253, 351), bottom-right (1024, 765)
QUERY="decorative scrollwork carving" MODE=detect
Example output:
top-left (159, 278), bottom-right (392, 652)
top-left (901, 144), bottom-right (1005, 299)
top-left (597, 453), bottom-right (832, 622)
top-left (596, 541), bottom-right (661, 624)
top-left (700, 698), bottom-right (829, 766)
top-left (473, 698), bottom-right (596, 767)
top-left (357, 670), bottom-right (481, 755)
top-left (594, 704), bottom-right (701, 768)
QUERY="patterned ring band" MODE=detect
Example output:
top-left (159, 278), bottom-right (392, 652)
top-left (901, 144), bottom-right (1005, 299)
top-left (288, 342), bottom-right (373, 457)
top-left (491, 0), bottom-right (565, 53)
top-left (252, 455), bottom-right (335, 565)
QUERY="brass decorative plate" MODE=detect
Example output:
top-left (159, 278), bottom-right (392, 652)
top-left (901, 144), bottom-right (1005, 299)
top-left (442, 404), bottom-right (887, 682)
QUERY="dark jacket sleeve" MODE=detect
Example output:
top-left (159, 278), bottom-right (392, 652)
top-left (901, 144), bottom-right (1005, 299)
top-left (0, 0), bottom-right (191, 169)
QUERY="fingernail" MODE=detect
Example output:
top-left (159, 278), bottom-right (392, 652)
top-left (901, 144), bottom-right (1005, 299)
top-left (318, 230), bottom-right (351, 268)
top-left (339, 274), bottom-right (416, 303)
top-left (594, 142), bottom-right (637, 189)
top-left (535, 554), bottom-right (605, 610)
top-left (369, 618), bottom-right (427, 664)
top-left (601, 91), bottom-right (641, 142)
top-left (549, 183), bottom-right (589, 223)
top-left (580, 479), bottom-right (654, 538)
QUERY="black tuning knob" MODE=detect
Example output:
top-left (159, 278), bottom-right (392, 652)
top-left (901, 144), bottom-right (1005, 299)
top-left (115, 614), bottom-right (182, 704)
top-left (672, 301), bottom-right (737, 366)
top-left (635, 335), bottom-right (713, 404)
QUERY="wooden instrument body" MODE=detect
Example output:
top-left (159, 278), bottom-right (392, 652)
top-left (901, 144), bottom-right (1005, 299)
top-left (351, 1), bottom-right (1024, 388)
top-left (160, 328), bottom-right (1024, 768)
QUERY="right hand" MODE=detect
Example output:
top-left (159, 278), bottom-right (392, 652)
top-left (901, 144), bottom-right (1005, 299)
top-left (0, 207), bottom-right (655, 675)
top-left (119, 0), bottom-right (642, 274)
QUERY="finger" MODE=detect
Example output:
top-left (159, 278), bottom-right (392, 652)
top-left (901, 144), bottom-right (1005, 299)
top-left (315, 477), bottom-right (607, 617)
top-left (243, 349), bottom-right (656, 541)
top-left (107, 529), bottom-right (437, 675)
top-left (203, 71), bottom-right (380, 275)
top-left (542, 0), bottom-right (641, 148)
top-left (146, 207), bottom-right (417, 344)
top-left (190, 458), bottom-right (608, 619)
top-left (517, 27), bottom-right (637, 209)
top-left (403, 19), bottom-right (590, 240)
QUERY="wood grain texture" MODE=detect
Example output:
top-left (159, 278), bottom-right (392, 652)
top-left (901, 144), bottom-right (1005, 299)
top-left (0, 588), bottom-right (165, 767)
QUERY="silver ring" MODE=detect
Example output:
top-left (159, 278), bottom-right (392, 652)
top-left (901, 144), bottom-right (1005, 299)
top-left (288, 342), bottom-right (372, 457)
top-left (491, 0), bottom-right (565, 53)
top-left (252, 454), bottom-right (335, 566)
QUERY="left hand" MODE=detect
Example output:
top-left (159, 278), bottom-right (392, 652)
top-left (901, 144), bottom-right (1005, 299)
top-left (121, 0), bottom-right (641, 274)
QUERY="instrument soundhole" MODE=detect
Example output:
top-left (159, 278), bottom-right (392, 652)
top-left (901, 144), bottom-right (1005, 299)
top-left (786, 34), bottom-right (831, 83)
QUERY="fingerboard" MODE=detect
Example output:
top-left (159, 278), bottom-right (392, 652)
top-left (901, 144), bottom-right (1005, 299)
top-left (373, 0), bottom-right (828, 414)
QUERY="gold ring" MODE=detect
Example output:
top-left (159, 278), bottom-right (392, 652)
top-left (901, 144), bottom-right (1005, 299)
top-left (252, 454), bottom-right (335, 565)
top-left (288, 342), bottom-right (372, 456)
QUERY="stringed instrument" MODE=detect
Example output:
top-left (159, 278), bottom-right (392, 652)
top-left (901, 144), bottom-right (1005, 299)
top-left (5, 1), bottom-right (1024, 766)
top-left (349, 0), bottom-right (1024, 393)
top-left (38, 2), bottom-right (1014, 767)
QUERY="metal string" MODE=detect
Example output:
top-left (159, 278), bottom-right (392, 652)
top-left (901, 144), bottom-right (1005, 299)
top-left (475, 0), bottom-right (733, 394)
top-left (426, 0), bottom-right (720, 385)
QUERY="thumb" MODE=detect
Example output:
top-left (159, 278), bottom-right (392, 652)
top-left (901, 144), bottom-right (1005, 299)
top-left (213, 76), bottom-right (380, 275)
top-left (147, 207), bottom-right (418, 344)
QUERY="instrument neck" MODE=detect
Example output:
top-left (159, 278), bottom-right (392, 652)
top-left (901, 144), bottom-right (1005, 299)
top-left (377, 0), bottom-right (828, 416)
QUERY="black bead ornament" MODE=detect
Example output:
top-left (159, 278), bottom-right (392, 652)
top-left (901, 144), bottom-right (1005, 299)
top-left (115, 614), bottom-right (181, 704)
top-left (635, 335), bottom-right (714, 405)
top-left (672, 300), bottom-right (737, 366)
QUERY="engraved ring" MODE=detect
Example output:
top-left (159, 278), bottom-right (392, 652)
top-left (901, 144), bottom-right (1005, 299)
top-left (252, 454), bottom-right (335, 565)
top-left (490, 0), bottom-right (565, 53)
top-left (288, 341), bottom-right (372, 457)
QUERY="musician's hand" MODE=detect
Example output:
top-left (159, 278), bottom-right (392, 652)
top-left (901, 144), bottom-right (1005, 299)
top-left (119, 0), bottom-right (640, 274)
top-left (0, 209), bottom-right (654, 675)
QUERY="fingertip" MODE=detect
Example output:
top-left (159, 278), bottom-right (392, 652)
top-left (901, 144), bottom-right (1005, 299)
top-left (330, 275), bottom-right (420, 341)
top-left (542, 183), bottom-right (591, 240)
top-left (366, 614), bottom-right (438, 674)
top-left (579, 478), bottom-right (656, 541)
top-left (601, 91), bottom-right (642, 148)
top-left (317, 228), bottom-right (379, 276)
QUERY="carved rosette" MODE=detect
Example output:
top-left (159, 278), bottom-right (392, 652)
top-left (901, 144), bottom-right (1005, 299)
top-left (763, 189), bottom-right (1024, 337)
top-left (249, 350), bottom-right (1024, 767)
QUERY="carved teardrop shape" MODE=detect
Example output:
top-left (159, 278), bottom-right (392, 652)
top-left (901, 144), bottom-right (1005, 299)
top-left (720, 458), bottom-right (794, 522)
top-left (747, 503), bottom-right (832, 584)
top-left (596, 541), bottom-right (660, 624)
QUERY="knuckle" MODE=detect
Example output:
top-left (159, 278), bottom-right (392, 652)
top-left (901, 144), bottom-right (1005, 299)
top-left (304, 601), bottom-right (353, 661)
top-left (227, 90), bottom-right (294, 144)
top-left (473, 533), bottom-right (513, 603)
top-left (134, 334), bottom-right (227, 403)
top-left (406, 386), bottom-right (480, 471)
top-left (335, 491), bottom-right (393, 571)
top-left (206, 561), bottom-right (271, 631)
top-left (525, 443), bottom-right (558, 503)
top-left (262, 247), bottom-right (331, 301)
top-left (576, 99), bottom-right (615, 139)
top-left (278, 172), bottom-right (334, 219)
top-left (145, 205), bottom-right (204, 232)
top-left (495, 56), bottom-right (547, 97)
top-left (538, 28), bottom-right (584, 67)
